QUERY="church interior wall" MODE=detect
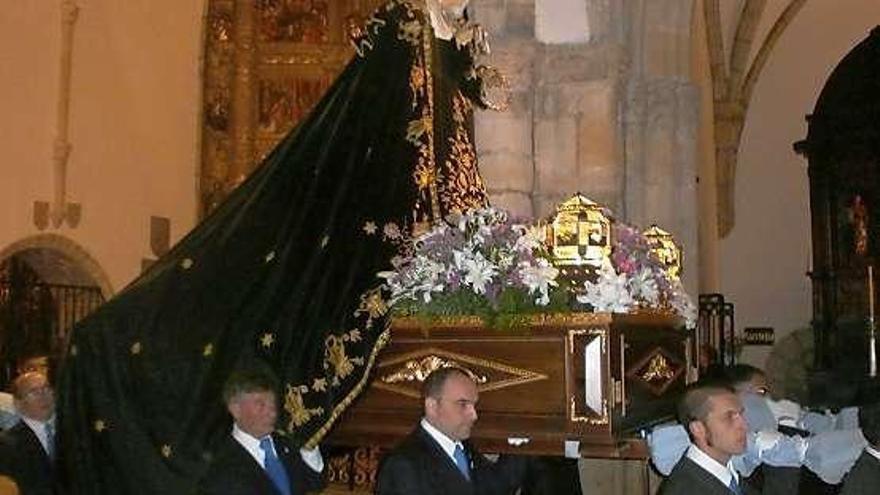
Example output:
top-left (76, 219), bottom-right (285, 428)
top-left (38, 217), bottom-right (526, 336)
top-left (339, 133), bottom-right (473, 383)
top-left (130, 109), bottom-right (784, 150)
top-left (0, 1), bottom-right (204, 292)
top-left (719, 0), bottom-right (880, 368)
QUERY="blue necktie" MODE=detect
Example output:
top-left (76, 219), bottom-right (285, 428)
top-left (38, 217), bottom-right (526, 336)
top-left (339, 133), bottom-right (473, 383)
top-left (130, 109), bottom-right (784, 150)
top-left (453, 444), bottom-right (470, 480)
top-left (727, 475), bottom-right (742, 495)
top-left (45, 422), bottom-right (55, 459)
top-left (259, 437), bottom-right (291, 495)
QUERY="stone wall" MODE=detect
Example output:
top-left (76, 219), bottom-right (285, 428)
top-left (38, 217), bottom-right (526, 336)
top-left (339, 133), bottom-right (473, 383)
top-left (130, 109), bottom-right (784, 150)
top-left (474, 0), bottom-right (699, 292)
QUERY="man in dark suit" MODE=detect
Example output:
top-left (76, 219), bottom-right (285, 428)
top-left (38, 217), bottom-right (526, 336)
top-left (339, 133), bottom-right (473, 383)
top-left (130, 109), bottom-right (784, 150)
top-left (840, 401), bottom-right (880, 494)
top-left (199, 367), bottom-right (324, 495)
top-left (375, 366), bottom-right (528, 495)
top-left (659, 383), bottom-right (754, 495)
top-left (0, 371), bottom-right (58, 495)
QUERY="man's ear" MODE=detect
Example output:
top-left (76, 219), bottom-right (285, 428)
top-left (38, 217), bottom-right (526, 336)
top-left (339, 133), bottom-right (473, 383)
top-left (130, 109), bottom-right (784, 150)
top-left (688, 420), bottom-right (705, 442)
top-left (424, 396), bottom-right (437, 417)
top-left (227, 400), bottom-right (240, 421)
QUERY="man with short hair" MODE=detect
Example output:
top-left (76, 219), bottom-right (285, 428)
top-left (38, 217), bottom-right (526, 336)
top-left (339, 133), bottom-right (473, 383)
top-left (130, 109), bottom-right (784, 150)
top-left (840, 401), bottom-right (880, 494)
top-left (375, 367), bottom-right (528, 495)
top-left (0, 371), bottom-right (58, 495)
top-left (659, 383), bottom-right (753, 495)
top-left (198, 367), bottom-right (324, 495)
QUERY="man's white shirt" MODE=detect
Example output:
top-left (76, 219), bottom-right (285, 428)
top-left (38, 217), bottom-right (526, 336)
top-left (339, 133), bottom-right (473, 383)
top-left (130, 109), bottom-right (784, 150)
top-left (231, 424), bottom-right (323, 472)
top-left (685, 444), bottom-right (739, 487)
top-left (420, 417), bottom-right (465, 467)
top-left (21, 415), bottom-right (54, 456)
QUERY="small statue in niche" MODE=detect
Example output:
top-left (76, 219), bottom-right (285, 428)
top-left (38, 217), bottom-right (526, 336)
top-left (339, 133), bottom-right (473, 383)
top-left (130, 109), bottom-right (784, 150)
top-left (852, 194), bottom-right (869, 256)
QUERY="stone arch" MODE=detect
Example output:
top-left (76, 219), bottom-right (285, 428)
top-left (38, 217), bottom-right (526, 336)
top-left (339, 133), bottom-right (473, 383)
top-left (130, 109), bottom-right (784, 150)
top-left (0, 234), bottom-right (113, 298)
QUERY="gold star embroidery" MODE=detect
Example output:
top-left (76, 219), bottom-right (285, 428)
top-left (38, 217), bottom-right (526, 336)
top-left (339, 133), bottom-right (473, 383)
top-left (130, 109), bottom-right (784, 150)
top-left (264, 251), bottom-right (275, 263)
top-left (363, 221), bottom-right (378, 235)
top-left (161, 444), bottom-right (172, 458)
top-left (348, 329), bottom-right (362, 342)
top-left (203, 343), bottom-right (214, 357)
top-left (180, 258), bottom-right (194, 270)
top-left (260, 333), bottom-right (275, 349)
top-left (321, 235), bottom-right (329, 248)
top-left (130, 342), bottom-right (142, 355)
top-left (94, 420), bottom-right (107, 432)
top-left (311, 378), bottom-right (327, 392)
top-left (383, 222), bottom-right (401, 240)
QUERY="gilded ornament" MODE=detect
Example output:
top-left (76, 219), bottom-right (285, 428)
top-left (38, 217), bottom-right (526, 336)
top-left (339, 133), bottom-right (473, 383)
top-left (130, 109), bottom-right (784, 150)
top-left (325, 335), bottom-right (355, 380)
top-left (180, 258), bottom-right (194, 270)
top-left (547, 193), bottom-right (611, 271)
top-left (362, 221), bottom-right (378, 235)
top-left (640, 354), bottom-right (675, 383)
top-left (284, 384), bottom-right (324, 429)
top-left (203, 343), bottom-right (214, 357)
top-left (356, 289), bottom-right (388, 323)
top-left (93, 419), bottom-right (107, 432)
top-left (130, 342), bottom-right (142, 355)
top-left (311, 378), bottom-right (327, 392)
top-left (260, 333), bottom-right (275, 349)
top-left (161, 444), bottom-right (172, 458)
top-left (643, 225), bottom-right (682, 279)
top-left (380, 355), bottom-right (486, 385)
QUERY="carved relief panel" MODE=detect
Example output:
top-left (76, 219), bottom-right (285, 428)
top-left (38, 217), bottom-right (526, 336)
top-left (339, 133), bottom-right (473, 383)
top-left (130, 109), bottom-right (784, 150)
top-left (200, 0), bottom-right (383, 215)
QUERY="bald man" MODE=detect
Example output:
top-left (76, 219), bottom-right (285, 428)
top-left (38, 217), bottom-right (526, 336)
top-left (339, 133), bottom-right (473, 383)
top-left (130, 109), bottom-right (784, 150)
top-left (0, 372), bottom-right (59, 495)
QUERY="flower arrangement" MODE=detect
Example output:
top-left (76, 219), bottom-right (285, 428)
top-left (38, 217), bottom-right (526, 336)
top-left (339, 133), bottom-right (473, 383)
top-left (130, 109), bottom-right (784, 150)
top-left (578, 222), bottom-right (697, 328)
top-left (378, 206), bottom-right (697, 328)
top-left (378, 207), bottom-right (567, 326)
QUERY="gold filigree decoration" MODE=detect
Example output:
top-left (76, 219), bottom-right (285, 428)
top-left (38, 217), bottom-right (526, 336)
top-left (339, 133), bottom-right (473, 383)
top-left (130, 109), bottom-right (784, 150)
top-left (355, 288), bottom-right (388, 328)
top-left (641, 354), bottom-right (675, 383)
top-left (203, 343), bottom-right (214, 357)
top-left (93, 419), bottom-right (107, 432)
top-left (260, 333), bottom-right (275, 349)
top-left (380, 355), bottom-right (487, 385)
top-left (130, 342), bottom-right (142, 355)
top-left (437, 91), bottom-right (487, 214)
top-left (362, 221), bottom-right (378, 235)
top-left (325, 335), bottom-right (355, 380)
top-left (374, 347), bottom-right (547, 399)
top-left (284, 384), bottom-right (324, 429)
top-left (398, 19), bottom-right (422, 46)
top-left (180, 258), bottom-right (194, 270)
top-left (161, 444), bottom-right (172, 458)
top-left (311, 378), bottom-right (327, 392)
top-left (409, 64), bottom-right (425, 108)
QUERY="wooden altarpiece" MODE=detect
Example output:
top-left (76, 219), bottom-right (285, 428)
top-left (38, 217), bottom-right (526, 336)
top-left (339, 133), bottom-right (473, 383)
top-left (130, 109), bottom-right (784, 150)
top-left (200, 0), bottom-right (383, 216)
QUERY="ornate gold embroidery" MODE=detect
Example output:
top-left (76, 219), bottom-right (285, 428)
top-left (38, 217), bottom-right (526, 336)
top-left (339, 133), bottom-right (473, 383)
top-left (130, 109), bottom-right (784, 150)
top-left (284, 384), bottom-right (324, 429)
top-left (438, 91), bottom-right (487, 214)
top-left (130, 342), bottom-right (142, 355)
top-left (180, 258), bottom-right (194, 270)
top-left (355, 288), bottom-right (388, 329)
top-left (325, 335), bottom-right (355, 380)
top-left (161, 444), bottom-right (173, 458)
top-left (203, 343), bottom-right (214, 357)
top-left (260, 332), bottom-right (275, 349)
top-left (93, 419), bottom-right (107, 432)
top-left (409, 64), bottom-right (425, 108)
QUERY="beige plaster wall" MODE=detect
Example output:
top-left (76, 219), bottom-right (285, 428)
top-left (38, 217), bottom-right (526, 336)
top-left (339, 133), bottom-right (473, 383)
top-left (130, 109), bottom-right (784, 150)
top-left (0, 1), bottom-right (205, 293)
top-left (719, 0), bottom-right (880, 367)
